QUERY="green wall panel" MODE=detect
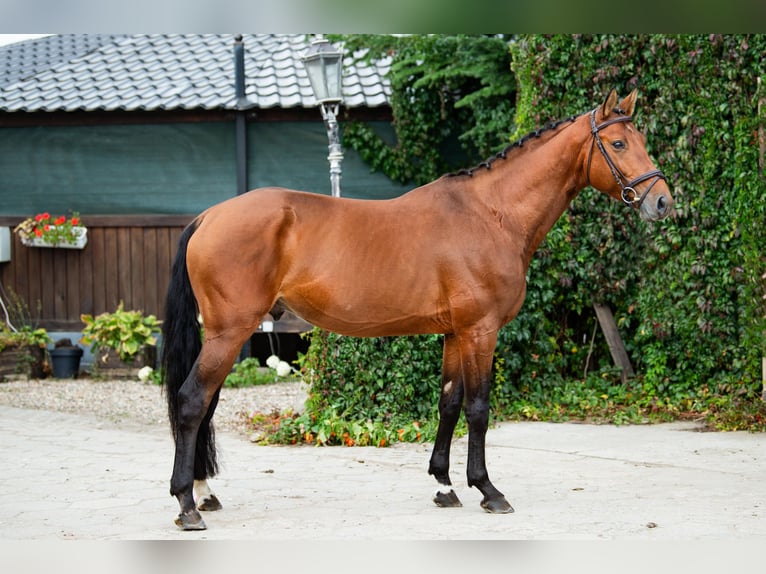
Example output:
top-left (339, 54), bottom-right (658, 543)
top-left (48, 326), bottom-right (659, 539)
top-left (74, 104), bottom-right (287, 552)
top-left (247, 121), bottom-right (410, 200)
top-left (0, 122), bottom-right (236, 215)
top-left (0, 119), bottom-right (410, 216)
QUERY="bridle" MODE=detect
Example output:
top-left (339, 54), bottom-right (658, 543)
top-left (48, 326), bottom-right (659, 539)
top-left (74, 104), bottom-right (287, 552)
top-left (586, 108), bottom-right (666, 207)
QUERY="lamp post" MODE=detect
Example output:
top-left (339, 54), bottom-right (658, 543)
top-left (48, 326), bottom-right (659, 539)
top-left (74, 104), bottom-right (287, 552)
top-left (301, 34), bottom-right (344, 198)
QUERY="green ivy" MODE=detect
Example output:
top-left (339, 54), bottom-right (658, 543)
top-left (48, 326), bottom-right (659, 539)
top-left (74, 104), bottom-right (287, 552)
top-left (501, 34), bottom-right (765, 422)
top-left (301, 329), bottom-right (444, 424)
top-left (506, 35), bottom-right (766, 418)
top-left (336, 34), bottom-right (516, 186)
top-left (263, 35), bottom-right (765, 443)
top-left (250, 328), bottom-right (465, 445)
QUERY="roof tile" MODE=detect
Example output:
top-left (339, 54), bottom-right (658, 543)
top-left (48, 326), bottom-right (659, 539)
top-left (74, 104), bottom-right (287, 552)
top-left (0, 34), bottom-right (391, 112)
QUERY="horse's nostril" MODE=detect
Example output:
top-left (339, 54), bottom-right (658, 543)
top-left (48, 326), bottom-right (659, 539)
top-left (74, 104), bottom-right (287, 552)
top-left (657, 195), bottom-right (667, 213)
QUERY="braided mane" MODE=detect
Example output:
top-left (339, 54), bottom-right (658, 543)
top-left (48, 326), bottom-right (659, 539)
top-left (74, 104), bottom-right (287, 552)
top-left (446, 114), bottom-right (580, 178)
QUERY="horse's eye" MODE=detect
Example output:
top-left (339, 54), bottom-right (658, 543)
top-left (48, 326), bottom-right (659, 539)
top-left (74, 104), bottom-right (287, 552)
top-left (612, 140), bottom-right (626, 150)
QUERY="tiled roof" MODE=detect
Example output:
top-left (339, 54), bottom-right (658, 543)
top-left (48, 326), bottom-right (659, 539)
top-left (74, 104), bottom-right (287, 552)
top-left (0, 34), bottom-right (391, 112)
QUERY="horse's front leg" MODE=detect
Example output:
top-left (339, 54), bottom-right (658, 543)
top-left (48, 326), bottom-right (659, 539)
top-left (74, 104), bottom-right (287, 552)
top-left (429, 334), bottom-right (465, 508)
top-left (459, 329), bottom-right (514, 514)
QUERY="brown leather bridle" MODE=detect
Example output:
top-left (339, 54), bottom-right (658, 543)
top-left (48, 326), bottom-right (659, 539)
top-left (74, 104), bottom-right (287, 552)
top-left (586, 108), bottom-right (666, 207)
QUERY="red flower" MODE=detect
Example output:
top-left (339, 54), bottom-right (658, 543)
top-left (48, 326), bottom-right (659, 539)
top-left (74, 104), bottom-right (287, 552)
top-left (41, 212), bottom-right (50, 220)
top-left (43, 224), bottom-right (50, 231)
top-left (34, 213), bottom-right (43, 222)
top-left (55, 215), bottom-right (66, 225)
top-left (70, 217), bottom-right (79, 225)
top-left (34, 228), bottom-right (43, 237)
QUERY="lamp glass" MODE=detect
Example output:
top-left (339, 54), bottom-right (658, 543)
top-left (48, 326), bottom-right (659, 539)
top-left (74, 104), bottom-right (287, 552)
top-left (303, 40), bottom-right (343, 104)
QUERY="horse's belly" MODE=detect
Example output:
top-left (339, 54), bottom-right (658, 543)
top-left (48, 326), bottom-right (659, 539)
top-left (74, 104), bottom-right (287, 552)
top-left (281, 289), bottom-right (448, 337)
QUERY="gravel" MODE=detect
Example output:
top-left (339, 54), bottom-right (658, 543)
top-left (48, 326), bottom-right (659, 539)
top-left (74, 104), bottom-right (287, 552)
top-left (0, 377), bottom-right (307, 435)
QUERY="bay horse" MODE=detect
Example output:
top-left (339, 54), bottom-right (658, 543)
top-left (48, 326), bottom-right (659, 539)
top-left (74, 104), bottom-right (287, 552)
top-left (162, 89), bottom-right (673, 530)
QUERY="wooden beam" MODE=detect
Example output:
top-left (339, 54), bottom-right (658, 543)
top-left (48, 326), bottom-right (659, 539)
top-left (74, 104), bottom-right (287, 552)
top-left (759, 77), bottom-right (765, 175)
top-left (0, 215), bottom-right (195, 228)
top-left (762, 357), bottom-right (766, 402)
top-left (593, 302), bottom-right (635, 382)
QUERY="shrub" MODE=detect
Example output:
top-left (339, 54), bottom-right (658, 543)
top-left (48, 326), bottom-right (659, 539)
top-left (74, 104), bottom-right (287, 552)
top-left (80, 302), bottom-right (160, 362)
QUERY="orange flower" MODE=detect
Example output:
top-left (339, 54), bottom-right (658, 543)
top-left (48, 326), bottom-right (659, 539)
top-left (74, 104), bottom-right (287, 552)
top-left (379, 439), bottom-right (386, 447)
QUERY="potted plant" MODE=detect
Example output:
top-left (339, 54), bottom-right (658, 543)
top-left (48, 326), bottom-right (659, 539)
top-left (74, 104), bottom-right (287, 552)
top-left (0, 325), bottom-right (51, 380)
top-left (49, 338), bottom-right (84, 379)
top-left (80, 302), bottom-right (160, 378)
top-left (14, 212), bottom-right (87, 249)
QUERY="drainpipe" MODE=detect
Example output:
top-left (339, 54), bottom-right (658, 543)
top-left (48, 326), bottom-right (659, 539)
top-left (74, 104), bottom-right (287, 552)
top-left (234, 35), bottom-right (251, 362)
top-left (234, 34), bottom-right (248, 196)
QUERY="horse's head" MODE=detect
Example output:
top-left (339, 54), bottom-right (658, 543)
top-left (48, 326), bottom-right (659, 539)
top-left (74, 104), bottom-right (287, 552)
top-left (585, 89), bottom-right (673, 221)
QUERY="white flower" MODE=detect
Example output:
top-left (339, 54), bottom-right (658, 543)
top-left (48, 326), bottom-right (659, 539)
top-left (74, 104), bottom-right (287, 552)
top-left (137, 366), bottom-right (153, 383)
top-left (276, 361), bottom-right (292, 378)
top-left (265, 355), bottom-right (281, 369)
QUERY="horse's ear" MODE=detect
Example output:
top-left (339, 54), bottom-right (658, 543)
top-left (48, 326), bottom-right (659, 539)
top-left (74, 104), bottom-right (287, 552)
top-left (619, 89), bottom-right (638, 117)
top-left (601, 89), bottom-right (618, 118)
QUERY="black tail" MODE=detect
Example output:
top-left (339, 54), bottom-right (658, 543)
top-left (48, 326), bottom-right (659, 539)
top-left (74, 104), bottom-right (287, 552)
top-left (162, 219), bottom-right (220, 479)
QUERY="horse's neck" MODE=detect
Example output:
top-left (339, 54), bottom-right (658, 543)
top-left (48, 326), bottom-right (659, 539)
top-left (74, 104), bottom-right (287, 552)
top-left (484, 121), bottom-right (589, 265)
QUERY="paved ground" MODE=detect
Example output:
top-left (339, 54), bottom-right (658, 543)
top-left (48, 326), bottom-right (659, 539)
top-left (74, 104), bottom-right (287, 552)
top-left (1, 404), bottom-right (765, 541)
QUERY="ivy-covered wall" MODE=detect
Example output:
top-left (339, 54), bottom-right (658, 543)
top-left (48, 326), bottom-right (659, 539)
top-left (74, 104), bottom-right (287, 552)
top-left (501, 34), bottom-right (765, 409)
top-left (283, 35), bottom-right (765, 444)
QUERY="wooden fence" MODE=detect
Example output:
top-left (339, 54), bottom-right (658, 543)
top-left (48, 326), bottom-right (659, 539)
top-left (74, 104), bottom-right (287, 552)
top-left (0, 215), bottom-right (192, 330)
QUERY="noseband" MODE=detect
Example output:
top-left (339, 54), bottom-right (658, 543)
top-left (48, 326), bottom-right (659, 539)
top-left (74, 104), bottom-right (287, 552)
top-left (586, 108), bottom-right (666, 207)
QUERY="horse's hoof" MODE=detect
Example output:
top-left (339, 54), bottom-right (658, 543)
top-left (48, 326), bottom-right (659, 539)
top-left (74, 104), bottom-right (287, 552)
top-left (197, 494), bottom-right (223, 512)
top-left (481, 496), bottom-right (514, 514)
top-left (433, 488), bottom-right (463, 508)
top-left (174, 509), bottom-right (207, 530)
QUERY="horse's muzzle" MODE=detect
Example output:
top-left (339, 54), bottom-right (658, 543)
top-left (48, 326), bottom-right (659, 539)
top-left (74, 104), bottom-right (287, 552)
top-left (639, 189), bottom-right (673, 221)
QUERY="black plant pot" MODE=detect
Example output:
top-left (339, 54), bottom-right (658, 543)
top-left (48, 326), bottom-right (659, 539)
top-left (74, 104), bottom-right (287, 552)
top-left (50, 347), bottom-right (83, 379)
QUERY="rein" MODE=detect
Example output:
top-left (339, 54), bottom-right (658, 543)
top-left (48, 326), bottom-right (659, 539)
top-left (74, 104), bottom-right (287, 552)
top-left (586, 108), bottom-right (666, 207)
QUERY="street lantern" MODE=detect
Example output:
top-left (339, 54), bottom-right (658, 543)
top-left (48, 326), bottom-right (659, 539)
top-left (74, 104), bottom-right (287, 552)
top-left (302, 35), bottom-right (344, 197)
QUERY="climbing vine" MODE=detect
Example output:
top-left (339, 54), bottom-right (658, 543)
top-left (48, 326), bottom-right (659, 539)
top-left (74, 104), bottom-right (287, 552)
top-left (335, 34), bottom-right (516, 185)
top-left (268, 35), bottom-right (765, 444)
top-left (499, 35), bottom-right (765, 427)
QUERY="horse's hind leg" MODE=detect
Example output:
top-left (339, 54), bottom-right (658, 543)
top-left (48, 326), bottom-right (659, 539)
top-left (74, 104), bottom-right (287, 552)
top-left (194, 480), bottom-right (223, 511)
top-left (459, 329), bottom-right (513, 513)
top-left (170, 330), bottom-right (247, 530)
top-left (428, 334), bottom-right (464, 508)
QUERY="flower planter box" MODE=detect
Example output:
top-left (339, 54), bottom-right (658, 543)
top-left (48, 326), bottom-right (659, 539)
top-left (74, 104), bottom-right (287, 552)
top-left (20, 226), bottom-right (88, 249)
top-left (0, 345), bottom-right (46, 380)
top-left (92, 345), bottom-right (157, 379)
